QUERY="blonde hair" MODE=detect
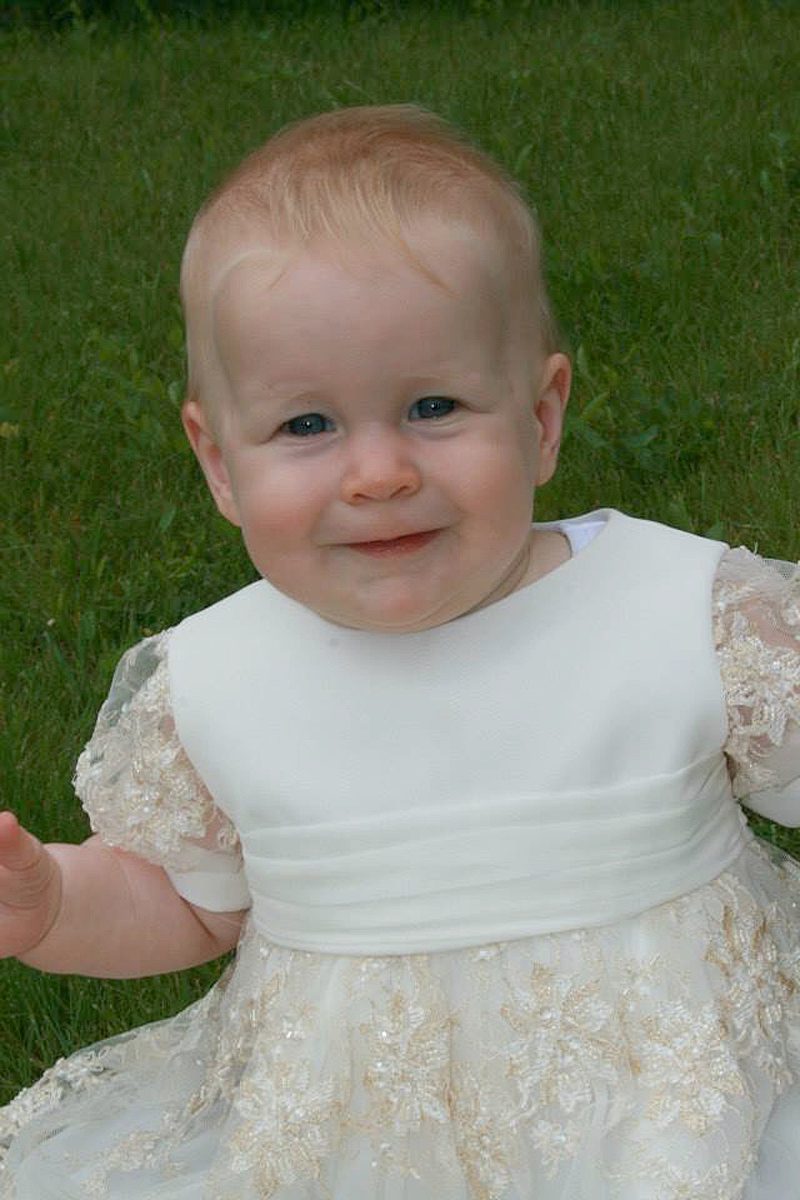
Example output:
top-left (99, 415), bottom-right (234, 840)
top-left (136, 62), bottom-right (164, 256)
top-left (182, 105), bottom-right (558, 411)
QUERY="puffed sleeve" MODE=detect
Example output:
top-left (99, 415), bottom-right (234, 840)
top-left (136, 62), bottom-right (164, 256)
top-left (713, 547), bottom-right (800, 826)
top-left (73, 632), bottom-right (252, 912)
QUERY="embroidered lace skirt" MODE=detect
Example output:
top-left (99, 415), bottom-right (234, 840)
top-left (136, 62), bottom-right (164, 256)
top-left (1, 839), bottom-right (799, 1200)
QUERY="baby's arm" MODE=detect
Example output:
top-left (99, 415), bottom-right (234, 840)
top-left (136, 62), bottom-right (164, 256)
top-left (0, 811), bottom-right (245, 977)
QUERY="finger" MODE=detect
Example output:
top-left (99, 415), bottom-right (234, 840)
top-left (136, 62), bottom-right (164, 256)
top-left (0, 819), bottom-right (43, 872)
top-left (0, 811), bottom-right (20, 839)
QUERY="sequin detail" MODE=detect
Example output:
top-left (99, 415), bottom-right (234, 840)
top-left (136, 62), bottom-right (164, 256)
top-left (1, 850), bottom-right (799, 1199)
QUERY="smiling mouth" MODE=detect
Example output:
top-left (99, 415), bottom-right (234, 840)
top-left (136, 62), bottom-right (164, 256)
top-left (348, 530), bottom-right (439, 556)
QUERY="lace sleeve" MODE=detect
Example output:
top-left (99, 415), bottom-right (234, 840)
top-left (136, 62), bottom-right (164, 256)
top-left (73, 633), bottom-right (251, 912)
top-left (713, 547), bottom-right (800, 826)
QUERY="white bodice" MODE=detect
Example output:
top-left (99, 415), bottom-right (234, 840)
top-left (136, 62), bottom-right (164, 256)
top-left (168, 510), bottom-right (750, 953)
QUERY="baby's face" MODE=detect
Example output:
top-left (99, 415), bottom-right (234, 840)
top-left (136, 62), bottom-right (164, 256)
top-left (184, 222), bottom-right (568, 632)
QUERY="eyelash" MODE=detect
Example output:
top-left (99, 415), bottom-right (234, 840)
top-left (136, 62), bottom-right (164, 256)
top-left (281, 397), bottom-right (458, 438)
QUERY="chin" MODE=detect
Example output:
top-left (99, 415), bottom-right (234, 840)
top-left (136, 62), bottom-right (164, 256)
top-left (335, 590), bottom-right (455, 634)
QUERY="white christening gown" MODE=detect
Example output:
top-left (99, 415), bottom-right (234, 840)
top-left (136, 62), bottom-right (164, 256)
top-left (1, 510), bottom-right (799, 1200)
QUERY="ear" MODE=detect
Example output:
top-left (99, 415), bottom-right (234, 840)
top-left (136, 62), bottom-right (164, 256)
top-left (532, 353), bottom-right (571, 486)
top-left (181, 398), bottom-right (242, 527)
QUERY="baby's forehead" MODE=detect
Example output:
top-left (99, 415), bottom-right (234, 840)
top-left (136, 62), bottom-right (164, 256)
top-left (197, 215), bottom-right (512, 327)
top-left (183, 211), bottom-right (528, 412)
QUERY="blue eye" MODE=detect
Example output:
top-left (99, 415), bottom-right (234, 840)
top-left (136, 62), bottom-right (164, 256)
top-left (283, 413), bottom-right (334, 437)
top-left (409, 396), bottom-right (457, 421)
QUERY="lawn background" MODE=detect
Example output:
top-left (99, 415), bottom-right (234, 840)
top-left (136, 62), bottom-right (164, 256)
top-left (2, 0), bottom-right (799, 1102)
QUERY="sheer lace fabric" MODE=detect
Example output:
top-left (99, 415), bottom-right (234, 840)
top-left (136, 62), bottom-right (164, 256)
top-left (1, 547), bottom-right (799, 1199)
top-left (73, 633), bottom-right (249, 911)
top-left (1, 847), bottom-right (799, 1200)
top-left (713, 550), bottom-right (800, 821)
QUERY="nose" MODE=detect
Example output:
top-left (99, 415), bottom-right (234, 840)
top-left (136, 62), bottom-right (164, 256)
top-left (340, 428), bottom-right (422, 504)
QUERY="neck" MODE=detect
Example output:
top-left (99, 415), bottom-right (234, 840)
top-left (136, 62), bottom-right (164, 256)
top-left (467, 527), bottom-right (572, 617)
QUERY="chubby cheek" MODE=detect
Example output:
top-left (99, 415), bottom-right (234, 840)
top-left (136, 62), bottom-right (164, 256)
top-left (234, 470), bottom-right (324, 560)
top-left (458, 434), bottom-right (537, 527)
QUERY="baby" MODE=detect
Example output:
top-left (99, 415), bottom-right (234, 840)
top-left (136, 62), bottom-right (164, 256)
top-left (1, 105), bottom-right (799, 1200)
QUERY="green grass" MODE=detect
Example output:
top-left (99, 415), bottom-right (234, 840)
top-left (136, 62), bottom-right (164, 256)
top-left (2, 0), bottom-right (799, 1103)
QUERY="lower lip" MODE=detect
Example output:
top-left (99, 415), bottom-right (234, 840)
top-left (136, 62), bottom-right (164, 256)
top-left (348, 531), bottom-right (439, 557)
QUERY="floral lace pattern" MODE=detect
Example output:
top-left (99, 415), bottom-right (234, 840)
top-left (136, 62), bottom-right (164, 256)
top-left (500, 960), bottom-right (624, 1164)
top-left (73, 632), bottom-right (241, 868)
top-left (3, 846), bottom-right (796, 1200)
top-left (713, 548), bottom-right (800, 797)
top-left (705, 877), bottom-right (796, 1086)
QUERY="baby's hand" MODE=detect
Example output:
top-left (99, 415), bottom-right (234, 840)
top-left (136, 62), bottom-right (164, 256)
top-left (0, 811), bottom-right (62, 959)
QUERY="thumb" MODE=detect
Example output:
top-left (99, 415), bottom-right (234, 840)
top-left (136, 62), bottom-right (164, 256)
top-left (0, 813), bottom-right (45, 872)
